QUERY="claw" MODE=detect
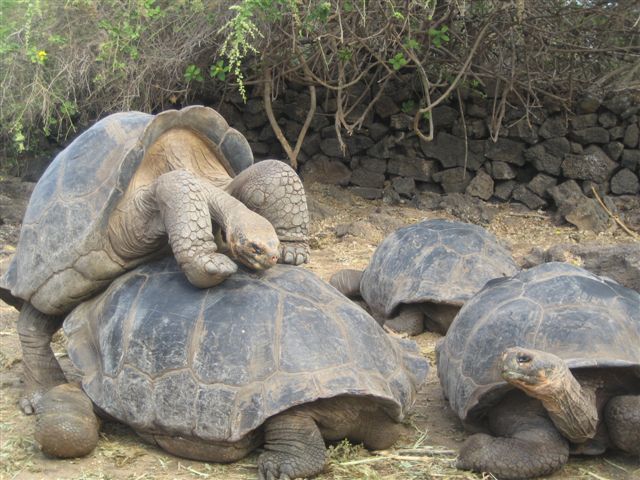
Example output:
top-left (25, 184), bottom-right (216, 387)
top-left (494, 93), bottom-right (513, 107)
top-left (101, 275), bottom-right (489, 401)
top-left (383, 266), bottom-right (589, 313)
top-left (20, 396), bottom-right (36, 415)
top-left (20, 388), bottom-right (46, 415)
top-left (183, 251), bottom-right (237, 288)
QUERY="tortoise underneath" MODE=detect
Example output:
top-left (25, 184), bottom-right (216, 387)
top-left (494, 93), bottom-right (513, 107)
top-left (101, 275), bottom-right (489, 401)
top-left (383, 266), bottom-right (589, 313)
top-left (35, 259), bottom-right (428, 480)
top-left (437, 262), bottom-right (640, 479)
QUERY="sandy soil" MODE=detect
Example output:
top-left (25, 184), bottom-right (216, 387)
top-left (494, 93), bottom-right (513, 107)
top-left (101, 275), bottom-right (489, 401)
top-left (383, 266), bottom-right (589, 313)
top-left (1, 179), bottom-right (639, 480)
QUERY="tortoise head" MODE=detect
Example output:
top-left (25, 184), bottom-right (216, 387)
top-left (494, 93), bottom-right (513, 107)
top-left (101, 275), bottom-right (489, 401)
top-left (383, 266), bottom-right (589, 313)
top-left (500, 347), bottom-right (569, 398)
top-left (226, 215), bottom-right (280, 271)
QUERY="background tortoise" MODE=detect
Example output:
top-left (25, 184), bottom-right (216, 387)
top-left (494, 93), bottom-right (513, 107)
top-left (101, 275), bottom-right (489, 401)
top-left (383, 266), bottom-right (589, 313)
top-left (330, 219), bottom-right (518, 335)
top-left (436, 262), bottom-right (640, 479)
top-left (34, 258), bottom-right (428, 480)
top-left (0, 105), bottom-right (309, 413)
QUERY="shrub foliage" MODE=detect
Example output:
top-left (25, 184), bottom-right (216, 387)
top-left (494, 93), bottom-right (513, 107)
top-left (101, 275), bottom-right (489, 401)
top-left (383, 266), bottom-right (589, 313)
top-left (1, 0), bottom-right (639, 169)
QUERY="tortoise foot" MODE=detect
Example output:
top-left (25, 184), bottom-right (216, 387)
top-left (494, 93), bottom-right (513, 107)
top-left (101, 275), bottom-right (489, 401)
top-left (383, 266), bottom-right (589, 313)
top-left (34, 383), bottom-right (99, 458)
top-left (182, 249), bottom-right (238, 288)
top-left (20, 388), bottom-right (45, 416)
top-left (384, 305), bottom-right (424, 336)
top-left (259, 411), bottom-right (326, 479)
top-left (258, 450), bottom-right (325, 480)
top-left (279, 242), bottom-right (309, 266)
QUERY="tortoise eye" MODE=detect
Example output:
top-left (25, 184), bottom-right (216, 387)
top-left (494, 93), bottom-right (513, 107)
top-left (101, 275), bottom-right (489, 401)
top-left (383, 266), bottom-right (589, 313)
top-left (516, 353), bottom-right (532, 364)
top-left (252, 244), bottom-right (263, 255)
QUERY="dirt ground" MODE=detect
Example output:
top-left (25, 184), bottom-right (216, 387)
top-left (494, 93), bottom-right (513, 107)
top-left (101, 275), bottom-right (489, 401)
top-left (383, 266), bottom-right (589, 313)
top-left (1, 178), bottom-right (639, 480)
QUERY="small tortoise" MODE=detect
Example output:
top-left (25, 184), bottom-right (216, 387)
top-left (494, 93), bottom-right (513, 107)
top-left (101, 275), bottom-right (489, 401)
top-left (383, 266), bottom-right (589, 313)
top-left (330, 219), bottom-right (518, 335)
top-left (34, 259), bottom-right (428, 479)
top-left (436, 262), bottom-right (640, 479)
top-left (0, 106), bottom-right (309, 414)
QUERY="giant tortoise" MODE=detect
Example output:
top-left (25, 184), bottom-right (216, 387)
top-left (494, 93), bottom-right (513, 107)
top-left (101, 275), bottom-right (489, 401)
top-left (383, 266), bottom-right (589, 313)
top-left (0, 105), bottom-right (310, 414)
top-left (330, 219), bottom-right (518, 335)
top-left (436, 262), bottom-right (640, 479)
top-left (34, 258), bottom-right (428, 479)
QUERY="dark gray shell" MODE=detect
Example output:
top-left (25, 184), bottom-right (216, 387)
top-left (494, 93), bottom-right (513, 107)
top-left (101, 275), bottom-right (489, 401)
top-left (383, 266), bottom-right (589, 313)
top-left (360, 219), bottom-right (519, 318)
top-left (1, 106), bottom-right (253, 315)
top-left (436, 262), bottom-right (640, 428)
top-left (63, 259), bottom-right (428, 443)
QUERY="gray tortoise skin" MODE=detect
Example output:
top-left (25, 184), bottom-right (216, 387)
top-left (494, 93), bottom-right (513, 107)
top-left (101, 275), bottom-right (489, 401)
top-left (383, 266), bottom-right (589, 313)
top-left (437, 262), bottom-right (640, 479)
top-left (36, 259), bottom-right (428, 478)
top-left (1, 105), bottom-right (310, 415)
top-left (331, 219), bottom-right (519, 334)
top-left (1, 106), bottom-right (308, 315)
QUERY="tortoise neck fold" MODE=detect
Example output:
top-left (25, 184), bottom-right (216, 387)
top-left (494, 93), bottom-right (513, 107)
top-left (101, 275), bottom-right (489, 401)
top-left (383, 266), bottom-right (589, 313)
top-left (536, 367), bottom-right (599, 444)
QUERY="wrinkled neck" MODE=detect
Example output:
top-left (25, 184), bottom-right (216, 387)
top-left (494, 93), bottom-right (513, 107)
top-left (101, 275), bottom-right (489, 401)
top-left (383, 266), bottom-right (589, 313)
top-left (534, 369), bottom-right (599, 444)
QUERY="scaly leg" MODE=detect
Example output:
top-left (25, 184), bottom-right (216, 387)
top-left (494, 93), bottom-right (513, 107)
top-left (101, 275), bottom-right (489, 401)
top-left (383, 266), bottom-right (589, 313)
top-left (227, 160), bottom-right (309, 265)
top-left (329, 269), bottom-right (363, 297)
top-left (17, 303), bottom-right (66, 414)
top-left (385, 305), bottom-right (425, 336)
top-left (258, 411), bottom-right (326, 480)
top-left (34, 383), bottom-right (100, 458)
top-left (109, 169), bottom-right (280, 288)
top-left (605, 395), bottom-right (640, 455)
top-left (457, 393), bottom-right (570, 479)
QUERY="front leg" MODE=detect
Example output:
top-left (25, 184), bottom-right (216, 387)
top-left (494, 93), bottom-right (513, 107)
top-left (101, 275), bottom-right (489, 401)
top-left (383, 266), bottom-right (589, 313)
top-left (457, 393), bottom-right (570, 479)
top-left (227, 160), bottom-right (310, 265)
top-left (258, 411), bottom-right (327, 480)
top-left (17, 303), bottom-right (67, 414)
top-left (605, 395), bottom-right (640, 455)
top-left (154, 170), bottom-right (238, 286)
top-left (34, 383), bottom-right (100, 458)
top-left (109, 169), bottom-right (280, 288)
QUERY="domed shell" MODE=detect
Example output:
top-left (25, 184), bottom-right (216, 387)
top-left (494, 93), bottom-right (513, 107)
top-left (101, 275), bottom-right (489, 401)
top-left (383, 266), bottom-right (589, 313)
top-left (1, 106), bottom-right (253, 314)
top-left (360, 219), bottom-right (519, 318)
top-left (436, 262), bottom-right (640, 429)
top-left (63, 259), bottom-right (428, 443)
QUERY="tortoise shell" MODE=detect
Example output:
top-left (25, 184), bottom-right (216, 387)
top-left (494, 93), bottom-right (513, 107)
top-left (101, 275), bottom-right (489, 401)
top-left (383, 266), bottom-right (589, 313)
top-left (63, 258), bottom-right (429, 442)
top-left (360, 219), bottom-right (519, 319)
top-left (1, 106), bottom-right (253, 314)
top-left (436, 262), bottom-right (640, 429)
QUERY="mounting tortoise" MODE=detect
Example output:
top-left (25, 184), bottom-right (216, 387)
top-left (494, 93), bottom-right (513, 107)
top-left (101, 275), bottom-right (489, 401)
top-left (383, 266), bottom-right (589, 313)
top-left (0, 106), bottom-right (310, 414)
top-left (436, 262), bottom-right (640, 479)
top-left (33, 258), bottom-right (428, 479)
top-left (330, 219), bottom-right (518, 335)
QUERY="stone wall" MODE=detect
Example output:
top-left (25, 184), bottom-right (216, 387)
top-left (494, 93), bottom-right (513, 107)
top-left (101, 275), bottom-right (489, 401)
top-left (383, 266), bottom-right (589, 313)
top-left (215, 85), bottom-right (639, 229)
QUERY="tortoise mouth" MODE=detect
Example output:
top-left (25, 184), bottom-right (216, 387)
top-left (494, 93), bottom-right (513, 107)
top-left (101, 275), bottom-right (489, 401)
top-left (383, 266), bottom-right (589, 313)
top-left (501, 369), bottom-right (541, 386)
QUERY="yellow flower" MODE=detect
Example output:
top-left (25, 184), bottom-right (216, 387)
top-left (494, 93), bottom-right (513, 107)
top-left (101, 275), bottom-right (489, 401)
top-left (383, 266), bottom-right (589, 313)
top-left (36, 50), bottom-right (47, 63)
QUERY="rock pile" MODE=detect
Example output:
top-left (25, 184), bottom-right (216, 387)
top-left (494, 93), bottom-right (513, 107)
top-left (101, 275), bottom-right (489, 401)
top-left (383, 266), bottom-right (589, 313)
top-left (218, 85), bottom-right (639, 231)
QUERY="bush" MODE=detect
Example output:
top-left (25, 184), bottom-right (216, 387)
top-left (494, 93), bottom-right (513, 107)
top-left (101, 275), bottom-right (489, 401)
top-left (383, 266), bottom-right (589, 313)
top-left (1, 0), bottom-right (639, 171)
top-left (0, 0), bottom-right (231, 169)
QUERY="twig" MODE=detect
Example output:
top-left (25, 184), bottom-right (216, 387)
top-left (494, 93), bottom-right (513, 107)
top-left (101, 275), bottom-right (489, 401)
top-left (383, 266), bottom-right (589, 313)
top-left (579, 469), bottom-right (611, 480)
top-left (591, 187), bottom-right (640, 239)
top-left (602, 458), bottom-right (629, 472)
top-left (338, 456), bottom-right (388, 466)
top-left (378, 446), bottom-right (457, 456)
top-left (456, 88), bottom-right (469, 179)
top-left (371, 452), bottom-right (450, 463)
top-left (263, 69), bottom-right (316, 169)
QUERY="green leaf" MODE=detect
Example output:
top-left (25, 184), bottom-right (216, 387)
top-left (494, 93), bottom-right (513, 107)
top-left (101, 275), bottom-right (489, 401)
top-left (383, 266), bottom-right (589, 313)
top-left (405, 38), bottom-right (420, 50)
top-left (389, 52), bottom-right (408, 71)
top-left (184, 64), bottom-right (204, 82)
